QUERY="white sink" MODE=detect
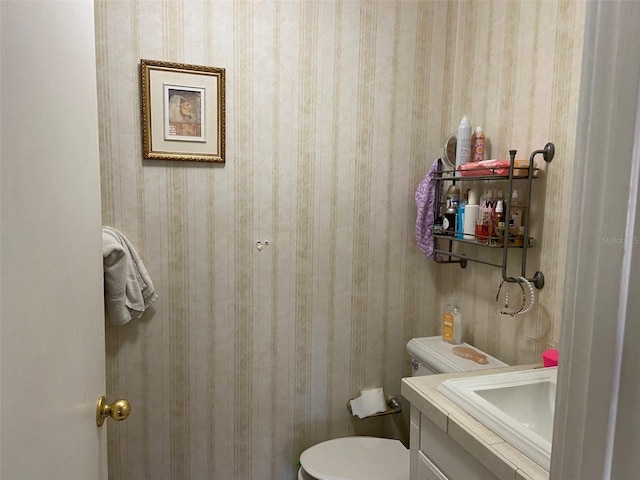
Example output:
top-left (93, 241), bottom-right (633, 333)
top-left (437, 367), bottom-right (556, 470)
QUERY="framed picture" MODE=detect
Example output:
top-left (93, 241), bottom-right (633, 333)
top-left (140, 59), bottom-right (225, 162)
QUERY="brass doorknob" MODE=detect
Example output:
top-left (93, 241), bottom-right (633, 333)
top-left (96, 396), bottom-right (131, 427)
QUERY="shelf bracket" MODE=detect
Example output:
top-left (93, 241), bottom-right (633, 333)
top-left (501, 143), bottom-right (554, 290)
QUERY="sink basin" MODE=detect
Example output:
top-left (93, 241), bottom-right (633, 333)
top-left (437, 367), bottom-right (556, 470)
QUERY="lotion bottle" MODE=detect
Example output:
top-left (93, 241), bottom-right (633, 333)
top-left (442, 297), bottom-right (462, 344)
top-left (463, 189), bottom-right (479, 239)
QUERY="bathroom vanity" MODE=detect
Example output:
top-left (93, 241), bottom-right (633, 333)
top-left (401, 365), bottom-right (549, 480)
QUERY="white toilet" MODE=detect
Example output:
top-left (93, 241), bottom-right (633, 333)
top-left (298, 336), bottom-right (507, 480)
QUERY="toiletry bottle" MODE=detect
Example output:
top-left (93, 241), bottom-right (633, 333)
top-left (507, 218), bottom-right (516, 245)
top-left (463, 189), bottom-right (479, 239)
top-left (510, 189), bottom-right (527, 229)
top-left (472, 126), bottom-right (485, 162)
top-left (480, 189), bottom-right (494, 242)
top-left (495, 220), bottom-right (506, 245)
top-left (446, 184), bottom-right (460, 205)
top-left (442, 298), bottom-right (462, 344)
top-left (444, 184), bottom-right (460, 236)
top-left (492, 199), bottom-right (504, 245)
top-left (457, 190), bottom-right (468, 239)
top-left (444, 202), bottom-right (457, 236)
top-left (455, 116), bottom-right (472, 174)
top-left (482, 188), bottom-right (494, 209)
top-left (475, 212), bottom-right (491, 243)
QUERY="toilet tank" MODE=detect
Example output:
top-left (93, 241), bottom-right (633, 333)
top-left (407, 336), bottom-right (508, 376)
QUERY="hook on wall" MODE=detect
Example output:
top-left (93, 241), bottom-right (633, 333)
top-left (256, 240), bottom-right (270, 251)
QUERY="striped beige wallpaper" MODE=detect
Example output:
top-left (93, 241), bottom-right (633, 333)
top-left (96, 1), bottom-right (585, 479)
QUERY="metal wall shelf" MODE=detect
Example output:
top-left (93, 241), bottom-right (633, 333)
top-left (432, 143), bottom-right (555, 289)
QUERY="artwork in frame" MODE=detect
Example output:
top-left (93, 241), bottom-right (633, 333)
top-left (140, 59), bottom-right (225, 162)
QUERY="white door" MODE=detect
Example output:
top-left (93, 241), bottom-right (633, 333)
top-left (1, 1), bottom-right (108, 478)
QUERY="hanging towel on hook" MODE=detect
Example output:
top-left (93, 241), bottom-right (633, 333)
top-left (102, 226), bottom-right (158, 325)
top-left (415, 158), bottom-right (441, 261)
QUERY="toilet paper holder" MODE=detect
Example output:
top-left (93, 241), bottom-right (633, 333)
top-left (347, 394), bottom-right (402, 418)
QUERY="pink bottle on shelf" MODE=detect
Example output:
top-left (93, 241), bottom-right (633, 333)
top-left (472, 126), bottom-right (485, 162)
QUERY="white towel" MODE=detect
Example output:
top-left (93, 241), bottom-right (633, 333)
top-left (102, 226), bottom-right (158, 325)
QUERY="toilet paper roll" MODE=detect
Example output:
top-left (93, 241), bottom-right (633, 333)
top-left (350, 387), bottom-right (387, 419)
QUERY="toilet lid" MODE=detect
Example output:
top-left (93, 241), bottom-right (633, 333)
top-left (300, 437), bottom-right (409, 480)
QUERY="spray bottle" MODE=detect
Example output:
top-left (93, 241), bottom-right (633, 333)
top-left (472, 126), bottom-right (485, 162)
top-left (455, 116), bottom-right (472, 174)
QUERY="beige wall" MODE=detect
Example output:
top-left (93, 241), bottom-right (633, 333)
top-left (96, 1), bottom-right (584, 479)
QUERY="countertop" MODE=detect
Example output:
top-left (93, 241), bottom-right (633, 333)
top-left (401, 364), bottom-right (549, 480)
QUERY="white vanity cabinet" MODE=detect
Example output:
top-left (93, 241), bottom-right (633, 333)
top-left (410, 405), bottom-right (499, 480)
top-left (402, 366), bottom-right (549, 480)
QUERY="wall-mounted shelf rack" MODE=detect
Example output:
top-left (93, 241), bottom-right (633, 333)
top-left (432, 143), bottom-right (555, 289)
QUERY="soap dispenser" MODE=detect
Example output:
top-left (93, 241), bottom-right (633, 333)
top-left (442, 297), bottom-right (462, 345)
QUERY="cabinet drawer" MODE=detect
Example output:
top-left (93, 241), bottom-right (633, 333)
top-left (418, 451), bottom-right (449, 480)
top-left (419, 414), bottom-right (498, 480)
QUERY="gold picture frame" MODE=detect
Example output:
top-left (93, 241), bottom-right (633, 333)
top-left (140, 59), bottom-right (225, 163)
